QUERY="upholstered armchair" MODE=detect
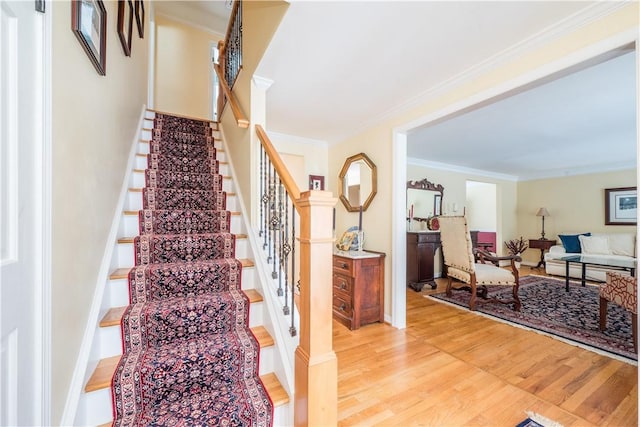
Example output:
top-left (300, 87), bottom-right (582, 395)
top-left (600, 271), bottom-right (637, 352)
top-left (438, 216), bottom-right (521, 311)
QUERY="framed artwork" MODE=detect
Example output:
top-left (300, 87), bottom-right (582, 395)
top-left (309, 175), bottom-right (325, 191)
top-left (134, 0), bottom-right (145, 38)
top-left (605, 187), bottom-right (637, 225)
top-left (71, 0), bottom-right (107, 75)
top-left (117, 0), bottom-right (134, 56)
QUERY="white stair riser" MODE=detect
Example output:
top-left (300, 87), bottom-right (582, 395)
top-left (117, 243), bottom-right (134, 269)
top-left (249, 302), bottom-right (263, 328)
top-left (108, 278), bottom-right (130, 307)
top-left (258, 345), bottom-right (275, 376)
top-left (122, 214), bottom-right (139, 237)
top-left (76, 387), bottom-right (113, 426)
top-left (273, 403), bottom-right (291, 427)
top-left (141, 129), bottom-right (152, 140)
top-left (127, 191), bottom-right (142, 211)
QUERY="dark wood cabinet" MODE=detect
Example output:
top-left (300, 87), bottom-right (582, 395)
top-left (407, 230), bottom-right (478, 291)
top-left (332, 252), bottom-right (385, 330)
top-left (406, 232), bottom-right (441, 291)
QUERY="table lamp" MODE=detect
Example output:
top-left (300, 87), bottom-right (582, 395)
top-left (536, 207), bottom-right (550, 239)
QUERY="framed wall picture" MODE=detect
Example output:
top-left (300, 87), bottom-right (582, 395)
top-left (117, 0), bottom-right (134, 56)
top-left (134, 0), bottom-right (145, 38)
top-left (605, 187), bottom-right (637, 225)
top-left (71, 0), bottom-right (107, 75)
top-left (309, 175), bottom-right (325, 191)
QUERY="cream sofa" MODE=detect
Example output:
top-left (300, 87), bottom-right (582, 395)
top-left (544, 232), bottom-right (636, 281)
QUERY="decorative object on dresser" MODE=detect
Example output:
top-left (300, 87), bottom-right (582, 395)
top-left (439, 216), bottom-right (521, 311)
top-left (332, 251), bottom-right (385, 329)
top-left (535, 207), bottom-right (550, 239)
top-left (528, 238), bottom-right (556, 269)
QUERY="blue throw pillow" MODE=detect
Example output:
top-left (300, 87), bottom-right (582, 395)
top-left (558, 233), bottom-right (591, 253)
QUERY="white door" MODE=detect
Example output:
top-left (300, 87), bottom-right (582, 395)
top-left (0, 1), bottom-right (47, 425)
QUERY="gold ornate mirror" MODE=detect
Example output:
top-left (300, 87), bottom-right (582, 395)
top-left (338, 153), bottom-right (377, 212)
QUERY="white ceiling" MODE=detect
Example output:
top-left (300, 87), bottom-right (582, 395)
top-left (161, 1), bottom-right (637, 180)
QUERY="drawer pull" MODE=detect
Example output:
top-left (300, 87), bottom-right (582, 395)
top-left (340, 282), bottom-right (347, 290)
top-left (339, 262), bottom-right (348, 269)
top-left (339, 303), bottom-right (347, 312)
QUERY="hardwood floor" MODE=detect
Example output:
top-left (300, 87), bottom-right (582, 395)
top-left (334, 267), bottom-right (638, 426)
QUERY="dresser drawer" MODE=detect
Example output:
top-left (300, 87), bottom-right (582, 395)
top-left (333, 293), bottom-right (353, 318)
top-left (333, 256), bottom-right (353, 274)
top-left (333, 273), bottom-right (352, 294)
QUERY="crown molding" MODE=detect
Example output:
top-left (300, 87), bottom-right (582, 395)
top-left (407, 157), bottom-right (519, 182)
top-left (336, 1), bottom-right (632, 144)
top-left (407, 157), bottom-right (637, 183)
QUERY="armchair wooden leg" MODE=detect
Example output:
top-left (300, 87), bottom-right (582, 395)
top-left (512, 285), bottom-right (521, 312)
top-left (469, 280), bottom-right (477, 311)
top-left (445, 277), bottom-right (453, 297)
top-left (599, 297), bottom-right (608, 332)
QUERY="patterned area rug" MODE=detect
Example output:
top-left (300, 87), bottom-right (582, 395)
top-left (430, 275), bottom-right (637, 362)
top-left (111, 114), bottom-right (273, 426)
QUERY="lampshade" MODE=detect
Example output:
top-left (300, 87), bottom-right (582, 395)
top-left (536, 207), bottom-right (550, 217)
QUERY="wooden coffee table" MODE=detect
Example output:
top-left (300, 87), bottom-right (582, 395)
top-left (560, 255), bottom-right (636, 291)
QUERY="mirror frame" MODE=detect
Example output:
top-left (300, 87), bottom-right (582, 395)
top-left (338, 152), bottom-right (378, 212)
top-left (407, 178), bottom-right (444, 219)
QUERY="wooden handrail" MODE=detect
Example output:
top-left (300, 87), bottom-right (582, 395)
top-left (213, 63), bottom-right (249, 128)
top-left (255, 125), bottom-right (301, 205)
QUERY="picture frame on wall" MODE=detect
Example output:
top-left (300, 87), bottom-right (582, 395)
top-left (605, 186), bottom-right (637, 225)
top-left (71, 0), bottom-right (107, 75)
top-left (117, 0), bottom-right (134, 56)
top-left (309, 175), bottom-right (325, 191)
top-left (135, 0), bottom-right (145, 38)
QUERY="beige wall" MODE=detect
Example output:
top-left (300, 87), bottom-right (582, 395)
top-left (466, 181), bottom-right (498, 232)
top-left (51, 0), bottom-right (149, 422)
top-left (154, 15), bottom-right (220, 119)
top-left (517, 168), bottom-right (637, 265)
top-left (329, 4), bottom-right (638, 319)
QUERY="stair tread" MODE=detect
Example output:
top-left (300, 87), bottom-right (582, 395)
top-left (244, 289), bottom-right (264, 304)
top-left (261, 373), bottom-right (290, 406)
top-left (110, 268), bottom-right (131, 280)
top-left (85, 355), bottom-right (120, 392)
top-left (86, 326), bottom-right (275, 393)
top-left (100, 306), bottom-right (127, 327)
top-left (146, 108), bottom-right (218, 124)
top-left (109, 259), bottom-right (253, 280)
top-left (118, 232), bottom-right (245, 244)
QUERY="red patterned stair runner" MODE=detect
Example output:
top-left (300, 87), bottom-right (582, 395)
top-left (111, 114), bottom-right (273, 426)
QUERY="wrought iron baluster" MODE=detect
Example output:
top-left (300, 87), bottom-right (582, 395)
top-left (282, 189), bottom-right (290, 314)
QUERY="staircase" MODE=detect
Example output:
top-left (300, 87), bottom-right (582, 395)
top-left (73, 109), bottom-right (291, 426)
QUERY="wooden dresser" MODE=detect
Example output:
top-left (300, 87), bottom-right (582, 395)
top-left (332, 251), bottom-right (385, 330)
top-left (406, 230), bottom-right (478, 292)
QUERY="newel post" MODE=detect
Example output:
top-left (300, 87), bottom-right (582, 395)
top-left (294, 190), bottom-right (338, 426)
